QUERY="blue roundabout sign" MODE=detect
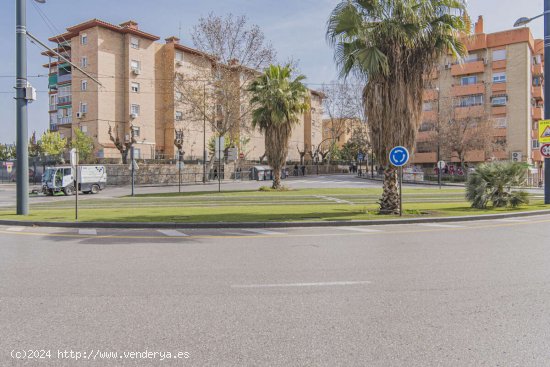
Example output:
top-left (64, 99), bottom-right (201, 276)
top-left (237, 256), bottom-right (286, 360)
top-left (389, 146), bottom-right (410, 167)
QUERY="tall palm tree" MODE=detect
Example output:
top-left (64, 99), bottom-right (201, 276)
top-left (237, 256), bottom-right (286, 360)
top-left (248, 65), bottom-right (309, 189)
top-left (327, 0), bottom-right (468, 214)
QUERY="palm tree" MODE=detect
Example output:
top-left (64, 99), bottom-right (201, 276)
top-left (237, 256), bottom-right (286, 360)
top-left (327, 0), bottom-right (468, 214)
top-left (248, 65), bottom-right (309, 189)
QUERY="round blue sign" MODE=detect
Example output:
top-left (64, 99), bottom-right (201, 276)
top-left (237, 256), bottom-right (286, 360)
top-left (389, 146), bottom-right (410, 167)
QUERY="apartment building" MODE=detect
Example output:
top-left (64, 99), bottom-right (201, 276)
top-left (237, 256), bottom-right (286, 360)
top-left (413, 16), bottom-right (544, 171)
top-left (322, 118), bottom-right (365, 149)
top-left (44, 19), bottom-right (323, 161)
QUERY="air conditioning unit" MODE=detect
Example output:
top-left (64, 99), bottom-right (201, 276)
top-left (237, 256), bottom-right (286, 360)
top-left (511, 152), bottom-right (522, 162)
top-left (132, 68), bottom-right (141, 75)
top-left (76, 112), bottom-right (84, 119)
top-left (130, 113), bottom-right (138, 119)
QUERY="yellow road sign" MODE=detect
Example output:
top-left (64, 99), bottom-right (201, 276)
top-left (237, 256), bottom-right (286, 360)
top-left (540, 120), bottom-right (550, 144)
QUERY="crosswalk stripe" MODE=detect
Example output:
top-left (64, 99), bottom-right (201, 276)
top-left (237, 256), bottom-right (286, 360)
top-left (78, 229), bottom-right (97, 235)
top-left (339, 227), bottom-right (381, 233)
top-left (157, 229), bottom-right (188, 237)
top-left (243, 229), bottom-right (283, 235)
top-left (418, 223), bottom-right (464, 228)
top-left (6, 227), bottom-right (24, 232)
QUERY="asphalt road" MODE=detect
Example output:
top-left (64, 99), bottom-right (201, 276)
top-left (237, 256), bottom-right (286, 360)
top-left (2, 215), bottom-right (550, 366)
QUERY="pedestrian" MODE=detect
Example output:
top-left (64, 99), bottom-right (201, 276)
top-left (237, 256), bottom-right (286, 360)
top-left (301, 165), bottom-right (306, 176)
top-left (294, 164), bottom-right (299, 176)
top-left (213, 168), bottom-right (218, 180)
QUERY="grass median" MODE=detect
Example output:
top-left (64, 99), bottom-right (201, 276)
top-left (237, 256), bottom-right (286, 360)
top-left (0, 188), bottom-right (546, 223)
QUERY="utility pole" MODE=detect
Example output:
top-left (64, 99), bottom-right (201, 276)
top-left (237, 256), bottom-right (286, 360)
top-left (545, 0), bottom-right (550, 204)
top-left (15, 0), bottom-right (29, 215)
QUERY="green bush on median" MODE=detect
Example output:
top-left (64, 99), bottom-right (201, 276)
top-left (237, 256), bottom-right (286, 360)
top-left (466, 161), bottom-right (530, 209)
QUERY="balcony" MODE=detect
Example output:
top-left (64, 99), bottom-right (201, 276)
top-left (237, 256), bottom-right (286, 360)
top-left (492, 60), bottom-right (507, 70)
top-left (451, 83), bottom-right (485, 97)
top-left (48, 104), bottom-right (57, 111)
top-left (533, 63), bottom-right (543, 75)
top-left (533, 106), bottom-right (543, 120)
top-left (57, 116), bottom-right (72, 125)
top-left (492, 106), bottom-right (507, 115)
top-left (451, 60), bottom-right (485, 76)
top-left (57, 73), bottom-right (72, 84)
top-left (493, 128), bottom-right (507, 137)
top-left (422, 110), bottom-right (437, 122)
top-left (48, 74), bottom-right (58, 89)
top-left (57, 95), bottom-right (72, 105)
top-left (423, 89), bottom-right (439, 101)
top-left (533, 86), bottom-right (543, 100)
top-left (491, 82), bottom-right (507, 94)
top-left (454, 105), bottom-right (485, 119)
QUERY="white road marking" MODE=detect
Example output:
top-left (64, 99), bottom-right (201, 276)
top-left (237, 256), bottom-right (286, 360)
top-left (339, 227), bottom-right (381, 233)
top-left (6, 227), bottom-right (25, 232)
top-left (418, 223), bottom-right (464, 228)
top-left (157, 229), bottom-right (188, 237)
top-left (78, 229), bottom-right (97, 235)
top-left (315, 195), bottom-right (354, 205)
top-left (231, 280), bottom-right (372, 289)
top-left (243, 229), bottom-right (283, 235)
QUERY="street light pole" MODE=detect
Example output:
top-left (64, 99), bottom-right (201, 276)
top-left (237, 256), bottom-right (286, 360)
top-left (15, 0), bottom-right (29, 215)
top-left (515, 2), bottom-right (550, 204)
top-left (203, 83), bottom-right (207, 184)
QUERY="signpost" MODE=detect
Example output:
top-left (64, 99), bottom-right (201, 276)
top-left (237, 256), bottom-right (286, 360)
top-left (70, 148), bottom-right (78, 221)
top-left (539, 119), bottom-right (550, 203)
top-left (437, 160), bottom-right (446, 189)
top-left (357, 153), bottom-right (364, 177)
top-left (129, 147), bottom-right (139, 197)
top-left (389, 146), bottom-right (410, 217)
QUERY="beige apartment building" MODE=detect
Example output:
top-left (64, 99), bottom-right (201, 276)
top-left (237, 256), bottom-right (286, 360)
top-left (414, 16), bottom-right (544, 171)
top-left (44, 19), bottom-right (323, 161)
top-left (322, 118), bottom-right (364, 149)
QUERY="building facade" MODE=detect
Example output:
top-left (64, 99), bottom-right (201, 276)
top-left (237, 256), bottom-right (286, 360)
top-left (413, 16), bottom-right (544, 172)
top-left (44, 19), bottom-right (323, 162)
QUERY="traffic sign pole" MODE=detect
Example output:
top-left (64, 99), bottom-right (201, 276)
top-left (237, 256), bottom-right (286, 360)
top-left (399, 166), bottom-right (403, 217)
top-left (389, 146), bottom-right (410, 216)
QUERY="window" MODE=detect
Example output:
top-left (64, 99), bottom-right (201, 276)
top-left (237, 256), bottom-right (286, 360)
top-left (419, 122), bottom-right (435, 132)
top-left (130, 60), bottom-right (140, 71)
top-left (493, 72), bottom-right (506, 84)
top-left (461, 76), bottom-right (478, 85)
top-left (493, 49), bottom-right (506, 61)
top-left (81, 57), bottom-right (88, 68)
top-left (130, 37), bottom-right (139, 49)
top-left (175, 111), bottom-right (183, 121)
top-left (457, 95), bottom-right (483, 107)
top-left (80, 102), bottom-right (88, 113)
top-left (491, 96), bottom-right (507, 106)
top-left (533, 55), bottom-right (542, 65)
top-left (494, 117), bottom-right (507, 128)
top-left (175, 51), bottom-right (183, 62)
top-left (464, 54), bottom-right (479, 63)
top-left (133, 148), bottom-right (141, 159)
top-left (131, 126), bottom-right (140, 137)
top-left (422, 102), bottom-right (433, 112)
top-left (175, 91), bottom-right (182, 101)
top-left (533, 76), bottom-right (542, 86)
top-left (533, 121), bottom-right (539, 130)
top-left (80, 33), bottom-right (88, 45)
top-left (131, 82), bottom-right (140, 93)
top-left (80, 125), bottom-right (88, 133)
top-left (131, 104), bottom-right (140, 115)
top-left (532, 139), bottom-right (540, 149)
top-left (81, 80), bottom-right (87, 91)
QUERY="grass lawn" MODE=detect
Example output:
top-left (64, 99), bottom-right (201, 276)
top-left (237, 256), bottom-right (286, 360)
top-left (0, 188), bottom-right (546, 223)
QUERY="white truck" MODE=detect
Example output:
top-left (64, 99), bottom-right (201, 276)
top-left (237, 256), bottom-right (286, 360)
top-left (42, 166), bottom-right (107, 196)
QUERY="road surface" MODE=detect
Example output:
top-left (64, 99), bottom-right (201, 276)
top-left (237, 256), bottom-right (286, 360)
top-left (1, 215), bottom-right (550, 365)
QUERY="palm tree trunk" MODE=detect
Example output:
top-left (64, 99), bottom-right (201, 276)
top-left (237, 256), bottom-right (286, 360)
top-left (272, 168), bottom-right (281, 189)
top-left (379, 166), bottom-right (400, 215)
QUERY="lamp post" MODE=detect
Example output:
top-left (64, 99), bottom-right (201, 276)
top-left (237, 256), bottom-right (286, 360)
top-left (515, 4), bottom-right (550, 204)
top-left (174, 129), bottom-right (184, 193)
top-left (203, 83), bottom-right (207, 184)
top-left (435, 86), bottom-right (442, 189)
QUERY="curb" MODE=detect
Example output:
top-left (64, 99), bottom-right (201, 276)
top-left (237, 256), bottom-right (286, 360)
top-left (1, 209), bottom-right (550, 230)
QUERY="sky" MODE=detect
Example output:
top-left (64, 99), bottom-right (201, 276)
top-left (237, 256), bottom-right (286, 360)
top-left (0, 0), bottom-right (544, 143)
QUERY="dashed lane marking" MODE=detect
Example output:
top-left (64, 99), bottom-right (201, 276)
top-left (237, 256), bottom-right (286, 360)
top-left (231, 280), bottom-right (372, 289)
top-left (418, 223), bottom-right (465, 228)
top-left (339, 227), bottom-right (382, 233)
top-left (6, 227), bottom-right (24, 232)
top-left (78, 229), bottom-right (97, 235)
top-left (157, 229), bottom-right (188, 237)
top-left (243, 229), bottom-right (284, 235)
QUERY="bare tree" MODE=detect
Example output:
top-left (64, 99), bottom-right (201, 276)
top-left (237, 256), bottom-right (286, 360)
top-left (108, 124), bottom-right (136, 164)
top-left (174, 13), bottom-right (277, 172)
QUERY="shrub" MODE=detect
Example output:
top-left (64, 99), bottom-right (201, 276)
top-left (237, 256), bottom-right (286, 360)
top-left (465, 162), bottom-right (529, 209)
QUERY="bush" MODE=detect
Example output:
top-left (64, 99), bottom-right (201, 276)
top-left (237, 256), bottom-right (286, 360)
top-left (259, 185), bottom-right (290, 192)
top-left (465, 162), bottom-right (529, 209)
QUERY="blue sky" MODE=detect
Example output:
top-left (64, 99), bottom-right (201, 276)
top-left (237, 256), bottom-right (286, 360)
top-left (0, 0), bottom-right (544, 143)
